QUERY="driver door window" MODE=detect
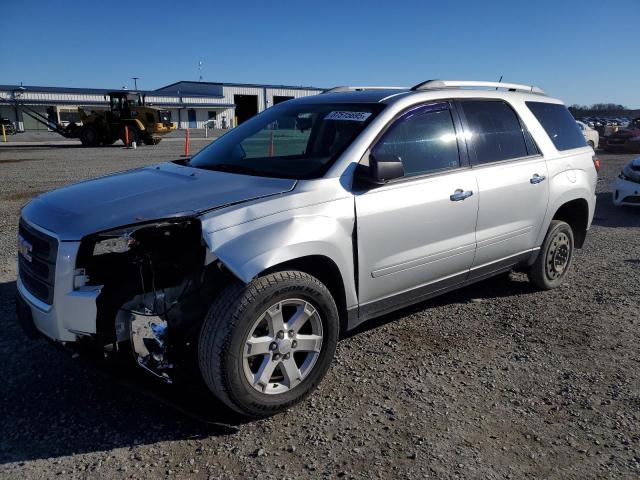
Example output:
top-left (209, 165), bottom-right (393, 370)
top-left (372, 104), bottom-right (461, 177)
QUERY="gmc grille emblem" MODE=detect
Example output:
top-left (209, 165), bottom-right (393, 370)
top-left (18, 235), bottom-right (32, 262)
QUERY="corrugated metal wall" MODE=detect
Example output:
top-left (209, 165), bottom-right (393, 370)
top-left (265, 88), bottom-right (323, 108)
top-left (5, 91), bottom-right (106, 105)
top-left (170, 86), bottom-right (323, 129)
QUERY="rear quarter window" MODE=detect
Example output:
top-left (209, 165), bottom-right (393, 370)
top-left (526, 102), bottom-right (586, 151)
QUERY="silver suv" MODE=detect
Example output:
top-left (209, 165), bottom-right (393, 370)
top-left (16, 80), bottom-right (598, 417)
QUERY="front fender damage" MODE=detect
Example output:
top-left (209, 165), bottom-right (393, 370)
top-left (200, 206), bottom-right (358, 309)
top-left (76, 217), bottom-right (234, 382)
top-left (80, 199), bottom-right (356, 383)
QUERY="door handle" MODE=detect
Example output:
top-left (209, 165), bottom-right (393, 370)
top-left (450, 189), bottom-right (473, 201)
top-left (530, 174), bottom-right (546, 184)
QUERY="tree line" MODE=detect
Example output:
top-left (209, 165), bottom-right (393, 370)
top-left (569, 103), bottom-right (639, 117)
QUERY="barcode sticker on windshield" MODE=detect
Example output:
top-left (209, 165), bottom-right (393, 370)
top-left (325, 111), bottom-right (372, 122)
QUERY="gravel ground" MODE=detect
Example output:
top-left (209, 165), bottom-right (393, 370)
top-left (1, 128), bottom-right (224, 144)
top-left (0, 142), bottom-right (638, 479)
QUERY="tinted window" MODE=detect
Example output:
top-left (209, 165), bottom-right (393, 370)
top-left (526, 102), bottom-right (586, 151)
top-left (460, 100), bottom-right (529, 163)
top-left (372, 106), bottom-right (460, 177)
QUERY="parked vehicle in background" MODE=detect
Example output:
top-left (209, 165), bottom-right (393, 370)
top-left (203, 119), bottom-right (218, 137)
top-left (0, 117), bottom-right (16, 135)
top-left (604, 117), bottom-right (640, 153)
top-left (203, 119), bottom-right (217, 130)
top-left (16, 80), bottom-right (598, 418)
top-left (613, 157), bottom-right (640, 206)
top-left (576, 120), bottom-right (599, 148)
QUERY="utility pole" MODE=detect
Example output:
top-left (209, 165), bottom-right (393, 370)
top-left (131, 77), bottom-right (139, 90)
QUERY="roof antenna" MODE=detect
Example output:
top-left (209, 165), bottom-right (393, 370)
top-left (496, 75), bottom-right (503, 90)
top-left (198, 61), bottom-right (203, 82)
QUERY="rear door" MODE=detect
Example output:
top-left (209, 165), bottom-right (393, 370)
top-left (355, 102), bottom-right (478, 314)
top-left (456, 99), bottom-right (549, 277)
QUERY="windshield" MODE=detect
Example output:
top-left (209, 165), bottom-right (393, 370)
top-left (188, 102), bottom-right (384, 179)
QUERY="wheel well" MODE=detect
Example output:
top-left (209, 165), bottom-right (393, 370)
top-left (552, 198), bottom-right (589, 248)
top-left (261, 255), bottom-right (348, 332)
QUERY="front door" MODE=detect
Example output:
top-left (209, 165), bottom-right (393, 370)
top-left (457, 99), bottom-right (550, 274)
top-left (188, 109), bottom-right (197, 129)
top-left (355, 103), bottom-right (478, 315)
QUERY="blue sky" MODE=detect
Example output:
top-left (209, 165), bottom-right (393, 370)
top-left (2, 0), bottom-right (638, 107)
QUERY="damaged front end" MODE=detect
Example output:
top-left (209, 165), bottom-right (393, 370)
top-left (75, 217), bottom-right (230, 382)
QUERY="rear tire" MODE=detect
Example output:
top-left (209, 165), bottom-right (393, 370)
top-left (528, 220), bottom-right (574, 290)
top-left (79, 125), bottom-right (100, 147)
top-left (198, 271), bottom-right (339, 418)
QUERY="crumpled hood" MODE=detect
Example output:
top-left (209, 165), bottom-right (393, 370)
top-left (21, 161), bottom-right (296, 240)
top-left (622, 157), bottom-right (640, 183)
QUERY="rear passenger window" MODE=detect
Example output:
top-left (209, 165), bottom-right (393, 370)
top-left (526, 102), bottom-right (586, 151)
top-left (372, 105), bottom-right (460, 177)
top-left (459, 100), bottom-right (529, 164)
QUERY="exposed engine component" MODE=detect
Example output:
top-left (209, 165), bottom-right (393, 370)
top-left (113, 278), bottom-right (216, 381)
top-left (75, 218), bottom-right (229, 380)
top-left (115, 292), bottom-right (175, 382)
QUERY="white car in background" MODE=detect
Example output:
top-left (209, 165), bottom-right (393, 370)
top-left (577, 120), bottom-right (599, 148)
top-left (613, 157), bottom-right (640, 206)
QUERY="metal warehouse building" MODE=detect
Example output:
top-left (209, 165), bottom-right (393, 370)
top-left (0, 81), bottom-right (324, 131)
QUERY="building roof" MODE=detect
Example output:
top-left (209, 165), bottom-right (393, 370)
top-left (0, 80), bottom-right (324, 98)
top-left (0, 84), bottom-right (117, 95)
top-left (156, 80), bottom-right (324, 94)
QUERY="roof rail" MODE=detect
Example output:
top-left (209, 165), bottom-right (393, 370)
top-left (410, 80), bottom-right (545, 94)
top-left (322, 86), bottom-right (406, 94)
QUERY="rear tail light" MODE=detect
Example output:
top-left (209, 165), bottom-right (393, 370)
top-left (592, 155), bottom-right (601, 172)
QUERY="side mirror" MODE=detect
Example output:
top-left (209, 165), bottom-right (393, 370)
top-left (369, 151), bottom-right (404, 183)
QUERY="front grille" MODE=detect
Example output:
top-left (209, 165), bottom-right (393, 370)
top-left (622, 195), bottom-right (640, 204)
top-left (18, 219), bottom-right (58, 304)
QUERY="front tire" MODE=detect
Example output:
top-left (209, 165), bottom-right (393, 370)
top-left (528, 220), bottom-right (574, 290)
top-left (198, 271), bottom-right (339, 418)
top-left (79, 125), bottom-right (100, 147)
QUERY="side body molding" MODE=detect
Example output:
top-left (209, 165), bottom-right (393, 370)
top-left (200, 196), bottom-right (359, 309)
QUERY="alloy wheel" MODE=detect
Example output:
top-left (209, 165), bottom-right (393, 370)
top-left (242, 298), bottom-right (323, 395)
